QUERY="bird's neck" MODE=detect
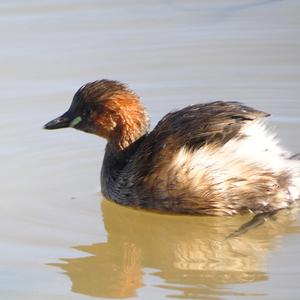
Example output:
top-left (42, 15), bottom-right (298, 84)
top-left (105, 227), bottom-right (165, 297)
top-left (95, 93), bottom-right (150, 151)
top-left (101, 135), bottom-right (147, 199)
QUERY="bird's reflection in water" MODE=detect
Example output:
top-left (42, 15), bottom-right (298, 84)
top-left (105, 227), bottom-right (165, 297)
top-left (51, 200), bottom-right (300, 299)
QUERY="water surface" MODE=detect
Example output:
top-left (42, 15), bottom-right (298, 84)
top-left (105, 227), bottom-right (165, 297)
top-left (1, 0), bottom-right (300, 299)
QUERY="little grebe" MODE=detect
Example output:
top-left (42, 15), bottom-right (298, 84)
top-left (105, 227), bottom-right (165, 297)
top-left (44, 80), bottom-right (300, 215)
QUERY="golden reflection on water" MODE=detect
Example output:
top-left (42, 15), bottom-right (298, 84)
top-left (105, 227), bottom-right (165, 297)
top-left (51, 200), bottom-right (300, 299)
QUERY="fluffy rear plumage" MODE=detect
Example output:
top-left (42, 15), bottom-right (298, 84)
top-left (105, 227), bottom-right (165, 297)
top-left (110, 102), bottom-right (300, 215)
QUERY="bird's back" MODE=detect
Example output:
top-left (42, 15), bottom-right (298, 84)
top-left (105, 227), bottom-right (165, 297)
top-left (103, 101), bottom-right (300, 215)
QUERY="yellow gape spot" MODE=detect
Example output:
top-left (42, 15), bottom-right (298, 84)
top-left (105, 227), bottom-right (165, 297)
top-left (69, 116), bottom-right (82, 127)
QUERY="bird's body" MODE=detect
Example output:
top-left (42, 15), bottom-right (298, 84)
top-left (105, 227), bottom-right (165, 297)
top-left (44, 80), bottom-right (300, 215)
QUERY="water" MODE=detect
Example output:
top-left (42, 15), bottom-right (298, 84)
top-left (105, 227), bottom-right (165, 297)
top-left (1, 0), bottom-right (300, 299)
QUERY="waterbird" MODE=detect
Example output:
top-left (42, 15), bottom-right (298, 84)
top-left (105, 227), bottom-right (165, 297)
top-left (44, 79), bottom-right (300, 215)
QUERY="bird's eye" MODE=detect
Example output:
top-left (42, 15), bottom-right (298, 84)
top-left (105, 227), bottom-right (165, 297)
top-left (83, 107), bottom-right (93, 118)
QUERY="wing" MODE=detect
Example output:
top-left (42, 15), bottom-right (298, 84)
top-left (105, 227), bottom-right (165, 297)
top-left (149, 101), bottom-right (269, 150)
top-left (123, 101), bottom-right (270, 210)
top-left (132, 101), bottom-right (269, 172)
